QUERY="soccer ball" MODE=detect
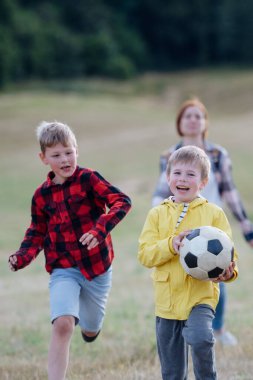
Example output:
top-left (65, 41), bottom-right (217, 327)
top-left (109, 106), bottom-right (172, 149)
top-left (179, 226), bottom-right (234, 281)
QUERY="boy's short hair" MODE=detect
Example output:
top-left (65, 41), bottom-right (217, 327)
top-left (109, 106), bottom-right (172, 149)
top-left (36, 121), bottom-right (77, 154)
top-left (166, 146), bottom-right (210, 180)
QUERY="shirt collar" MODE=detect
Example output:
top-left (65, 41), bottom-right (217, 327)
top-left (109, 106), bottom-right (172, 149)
top-left (163, 195), bottom-right (207, 208)
top-left (45, 166), bottom-right (79, 187)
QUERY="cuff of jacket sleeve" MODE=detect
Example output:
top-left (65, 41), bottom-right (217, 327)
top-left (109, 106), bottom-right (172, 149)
top-left (225, 268), bottom-right (238, 283)
top-left (168, 236), bottom-right (178, 256)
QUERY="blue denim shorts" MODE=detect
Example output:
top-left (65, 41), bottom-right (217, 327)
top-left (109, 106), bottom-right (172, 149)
top-left (49, 266), bottom-right (112, 332)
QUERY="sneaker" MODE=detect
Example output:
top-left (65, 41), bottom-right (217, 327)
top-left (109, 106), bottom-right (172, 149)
top-left (214, 331), bottom-right (238, 346)
top-left (81, 330), bottom-right (100, 343)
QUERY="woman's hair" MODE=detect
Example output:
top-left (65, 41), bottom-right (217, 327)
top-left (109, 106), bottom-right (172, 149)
top-left (176, 98), bottom-right (208, 139)
top-left (36, 121), bottom-right (77, 154)
top-left (166, 145), bottom-right (210, 181)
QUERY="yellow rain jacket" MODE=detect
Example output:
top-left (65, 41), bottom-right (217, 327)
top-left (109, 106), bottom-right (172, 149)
top-left (138, 197), bottom-right (238, 320)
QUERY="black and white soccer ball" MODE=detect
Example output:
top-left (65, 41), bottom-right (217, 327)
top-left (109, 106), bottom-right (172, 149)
top-left (179, 226), bottom-right (234, 281)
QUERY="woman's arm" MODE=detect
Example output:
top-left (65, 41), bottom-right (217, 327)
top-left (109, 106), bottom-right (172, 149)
top-left (218, 148), bottom-right (253, 246)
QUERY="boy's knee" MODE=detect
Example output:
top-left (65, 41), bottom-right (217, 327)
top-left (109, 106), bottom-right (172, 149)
top-left (183, 328), bottom-right (214, 347)
top-left (53, 316), bottom-right (75, 337)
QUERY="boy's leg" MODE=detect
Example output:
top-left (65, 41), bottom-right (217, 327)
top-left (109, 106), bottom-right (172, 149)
top-left (48, 268), bottom-right (81, 380)
top-left (156, 317), bottom-right (188, 380)
top-left (183, 304), bottom-right (217, 380)
top-left (48, 315), bottom-right (75, 380)
top-left (78, 267), bottom-right (112, 342)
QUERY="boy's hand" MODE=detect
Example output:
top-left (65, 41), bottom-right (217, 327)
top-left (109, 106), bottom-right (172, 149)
top-left (212, 261), bottom-right (236, 282)
top-left (79, 233), bottom-right (99, 250)
top-left (9, 255), bottom-right (18, 271)
top-left (173, 230), bottom-right (192, 254)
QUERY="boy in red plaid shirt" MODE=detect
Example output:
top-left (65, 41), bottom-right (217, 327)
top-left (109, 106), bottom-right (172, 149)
top-left (9, 121), bottom-right (131, 380)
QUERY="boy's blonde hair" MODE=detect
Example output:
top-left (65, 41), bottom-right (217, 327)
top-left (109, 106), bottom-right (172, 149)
top-left (166, 146), bottom-right (210, 180)
top-left (36, 121), bottom-right (77, 154)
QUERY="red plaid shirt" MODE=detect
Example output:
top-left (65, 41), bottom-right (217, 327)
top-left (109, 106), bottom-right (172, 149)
top-left (11, 166), bottom-right (131, 280)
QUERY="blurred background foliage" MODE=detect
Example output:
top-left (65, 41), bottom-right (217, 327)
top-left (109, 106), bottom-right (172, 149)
top-left (1, 0), bottom-right (253, 87)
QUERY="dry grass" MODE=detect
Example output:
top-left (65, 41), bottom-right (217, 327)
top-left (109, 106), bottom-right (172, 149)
top-left (1, 69), bottom-right (253, 379)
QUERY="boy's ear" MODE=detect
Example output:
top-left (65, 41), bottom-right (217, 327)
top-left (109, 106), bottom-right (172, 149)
top-left (39, 152), bottom-right (48, 165)
top-left (200, 177), bottom-right (208, 190)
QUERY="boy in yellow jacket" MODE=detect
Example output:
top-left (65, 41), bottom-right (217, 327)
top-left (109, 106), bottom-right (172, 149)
top-left (138, 146), bottom-right (238, 380)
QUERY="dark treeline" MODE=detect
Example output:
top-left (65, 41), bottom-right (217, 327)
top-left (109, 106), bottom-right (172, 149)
top-left (1, 0), bottom-right (253, 87)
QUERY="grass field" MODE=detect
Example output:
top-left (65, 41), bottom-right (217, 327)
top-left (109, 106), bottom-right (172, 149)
top-left (1, 68), bottom-right (253, 379)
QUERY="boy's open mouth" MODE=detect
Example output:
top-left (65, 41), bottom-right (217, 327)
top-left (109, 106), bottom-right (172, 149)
top-left (61, 165), bottom-right (71, 171)
top-left (176, 186), bottom-right (189, 191)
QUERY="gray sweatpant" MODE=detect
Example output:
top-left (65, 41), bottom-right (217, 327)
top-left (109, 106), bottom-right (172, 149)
top-left (156, 304), bottom-right (217, 380)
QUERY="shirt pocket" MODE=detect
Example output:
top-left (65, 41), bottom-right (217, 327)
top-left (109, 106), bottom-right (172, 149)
top-left (66, 194), bottom-right (86, 216)
top-left (151, 270), bottom-right (171, 310)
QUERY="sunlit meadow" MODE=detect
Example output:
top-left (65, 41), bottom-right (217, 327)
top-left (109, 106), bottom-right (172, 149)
top-left (1, 69), bottom-right (253, 379)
